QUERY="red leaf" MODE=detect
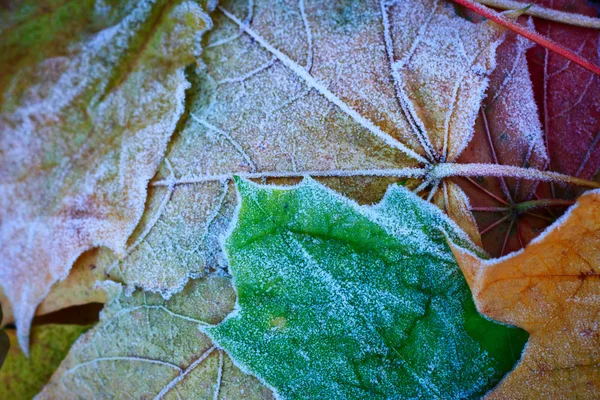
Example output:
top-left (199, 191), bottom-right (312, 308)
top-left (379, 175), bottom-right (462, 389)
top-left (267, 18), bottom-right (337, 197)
top-left (527, 0), bottom-right (600, 184)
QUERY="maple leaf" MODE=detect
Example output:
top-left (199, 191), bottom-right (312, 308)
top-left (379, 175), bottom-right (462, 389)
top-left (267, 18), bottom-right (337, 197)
top-left (528, 0), bottom-right (600, 186)
top-left (206, 178), bottom-right (527, 399)
top-left (450, 189), bottom-right (600, 398)
top-left (94, 0), bottom-right (503, 300)
top-left (0, 0), bottom-right (213, 352)
top-left (95, 0), bottom-right (600, 302)
top-left (0, 324), bottom-right (88, 399)
top-left (38, 276), bottom-right (273, 399)
top-left (451, 0), bottom-right (600, 257)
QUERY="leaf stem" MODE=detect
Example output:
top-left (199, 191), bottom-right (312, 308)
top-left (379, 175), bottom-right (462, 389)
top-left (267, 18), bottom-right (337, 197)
top-left (152, 168), bottom-right (427, 186)
top-left (471, 206), bottom-right (509, 212)
top-left (432, 163), bottom-right (600, 188)
top-left (472, 199), bottom-right (574, 212)
top-left (473, 0), bottom-right (600, 29)
top-left (450, 0), bottom-right (600, 76)
top-left (513, 198), bottom-right (575, 212)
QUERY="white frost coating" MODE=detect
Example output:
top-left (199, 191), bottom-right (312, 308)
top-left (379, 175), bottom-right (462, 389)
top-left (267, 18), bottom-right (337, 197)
top-left (431, 163), bottom-right (585, 184)
top-left (380, 0), bottom-right (438, 162)
top-left (217, 5), bottom-right (430, 165)
top-left (386, 0), bottom-right (502, 162)
top-left (189, 113), bottom-right (258, 172)
top-left (153, 346), bottom-right (217, 400)
top-left (0, 0), bottom-right (211, 353)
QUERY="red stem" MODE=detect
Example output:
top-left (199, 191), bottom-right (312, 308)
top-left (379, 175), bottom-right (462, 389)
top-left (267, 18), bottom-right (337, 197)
top-left (449, 0), bottom-right (600, 77)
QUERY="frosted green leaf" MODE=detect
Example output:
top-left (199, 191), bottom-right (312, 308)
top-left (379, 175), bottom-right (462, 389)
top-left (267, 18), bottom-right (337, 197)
top-left (38, 276), bottom-right (273, 399)
top-left (0, 0), bottom-right (213, 352)
top-left (0, 324), bottom-right (89, 399)
top-left (206, 178), bottom-right (529, 399)
top-left (104, 0), bottom-right (502, 298)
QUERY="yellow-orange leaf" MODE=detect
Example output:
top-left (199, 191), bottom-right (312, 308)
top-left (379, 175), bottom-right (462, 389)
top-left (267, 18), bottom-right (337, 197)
top-left (450, 189), bottom-right (600, 398)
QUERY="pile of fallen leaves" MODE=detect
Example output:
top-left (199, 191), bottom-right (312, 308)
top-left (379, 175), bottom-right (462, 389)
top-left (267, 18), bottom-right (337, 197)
top-left (0, 0), bottom-right (598, 398)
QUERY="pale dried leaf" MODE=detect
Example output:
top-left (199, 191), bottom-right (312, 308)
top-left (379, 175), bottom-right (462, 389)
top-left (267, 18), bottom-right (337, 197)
top-left (0, 0), bottom-right (212, 351)
top-left (105, 0), bottom-right (501, 297)
top-left (0, 249), bottom-right (107, 326)
top-left (39, 276), bottom-right (273, 399)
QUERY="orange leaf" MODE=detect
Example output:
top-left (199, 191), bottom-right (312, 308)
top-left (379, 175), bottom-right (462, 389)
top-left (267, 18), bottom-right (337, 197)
top-left (450, 189), bottom-right (600, 398)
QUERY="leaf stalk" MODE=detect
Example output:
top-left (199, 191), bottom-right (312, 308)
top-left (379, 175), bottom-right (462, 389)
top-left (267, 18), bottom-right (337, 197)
top-left (450, 0), bottom-right (600, 77)
top-left (474, 0), bottom-right (600, 29)
top-left (431, 163), bottom-right (600, 189)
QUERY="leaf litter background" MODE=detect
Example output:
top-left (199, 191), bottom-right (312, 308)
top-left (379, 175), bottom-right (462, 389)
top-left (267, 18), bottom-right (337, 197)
top-left (0, 0), bottom-right (599, 398)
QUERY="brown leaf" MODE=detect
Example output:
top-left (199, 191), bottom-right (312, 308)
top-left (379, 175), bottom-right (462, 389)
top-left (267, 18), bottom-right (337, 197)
top-left (450, 189), bottom-right (600, 398)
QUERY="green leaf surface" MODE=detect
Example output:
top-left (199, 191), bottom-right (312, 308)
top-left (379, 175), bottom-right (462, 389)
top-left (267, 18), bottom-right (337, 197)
top-left (207, 178), bottom-right (528, 399)
top-left (0, 324), bottom-right (88, 399)
top-left (0, 304), bottom-right (8, 370)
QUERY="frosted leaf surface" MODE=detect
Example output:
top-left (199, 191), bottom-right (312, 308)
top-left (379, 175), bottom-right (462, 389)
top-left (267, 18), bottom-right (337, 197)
top-left (433, 180), bottom-right (483, 247)
top-left (206, 178), bottom-right (528, 399)
top-left (0, 0), bottom-right (212, 351)
top-left (0, 249), bottom-right (108, 326)
top-left (460, 27), bottom-right (548, 199)
top-left (107, 0), bottom-right (501, 296)
top-left (38, 276), bottom-right (274, 399)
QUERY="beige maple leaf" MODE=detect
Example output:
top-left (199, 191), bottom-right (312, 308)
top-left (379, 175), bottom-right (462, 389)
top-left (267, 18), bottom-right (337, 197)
top-left (38, 276), bottom-right (273, 399)
top-left (97, 0), bottom-right (504, 299)
top-left (0, 0), bottom-right (213, 352)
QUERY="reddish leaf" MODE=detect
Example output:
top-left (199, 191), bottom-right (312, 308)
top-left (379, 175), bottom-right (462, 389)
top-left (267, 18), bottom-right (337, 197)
top-left (457, 1), bottom-right (600, 257)
top-left (528, 0), bottom-right (600, 185)
top-left (457, 26), bottom-right (551, 256)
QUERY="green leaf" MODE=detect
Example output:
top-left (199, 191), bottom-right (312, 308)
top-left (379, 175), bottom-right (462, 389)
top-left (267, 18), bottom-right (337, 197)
top-left (206, 178), bottom-right (528, 399)
top-left (38, 277), bottom-right (273, 399)
top-left (0, 324), bottom-right (88, 399)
